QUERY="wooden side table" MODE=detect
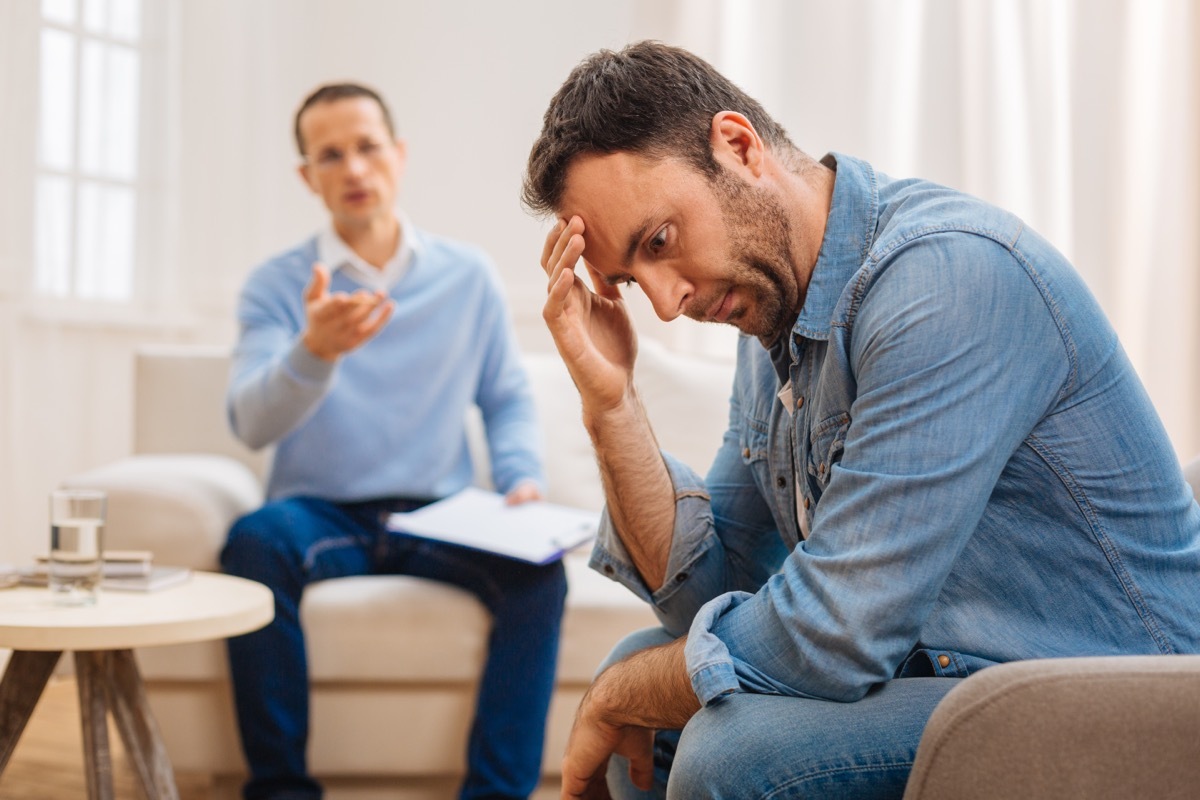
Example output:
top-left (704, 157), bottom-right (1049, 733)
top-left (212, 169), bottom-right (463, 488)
top-left (0, 571), bottom-right (273, 800)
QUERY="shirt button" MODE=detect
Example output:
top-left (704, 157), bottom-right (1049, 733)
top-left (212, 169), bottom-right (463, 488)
top-left (776, 476), bottom-right (787, 488)
top-left (803, 497), bottom-right (811, 510)
top-left (796, 396), bottom-right (804, 409)
top-left (937, 654), bottom-right (951, 668)
top-left (675, 572), bottom-right (688, 582)
top-left (742, 447), bottom-right (751, 459)
top-left (603, 564), bottom-right (615, 575)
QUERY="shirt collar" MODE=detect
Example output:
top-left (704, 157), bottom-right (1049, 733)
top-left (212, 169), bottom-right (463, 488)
top-left (317, 209), bottom-right (422, 292)
top-left (790, 153), bottom-right (879, 344)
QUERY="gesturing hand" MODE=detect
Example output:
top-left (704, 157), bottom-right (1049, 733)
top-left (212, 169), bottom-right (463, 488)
top-left (301, 262), bottom-right (395, 361)
top-left (541, 217), bottom-right (638, 413)
top-left (504, 480), bottom-right (543, 506)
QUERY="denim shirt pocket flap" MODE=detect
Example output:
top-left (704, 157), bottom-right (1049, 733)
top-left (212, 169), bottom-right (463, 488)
top-left (739, 415), bottom-right (771, 464)
top-left (807, 412), bottom-right (851, 488)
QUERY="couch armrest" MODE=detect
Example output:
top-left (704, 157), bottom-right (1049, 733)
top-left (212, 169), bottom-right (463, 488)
top-left (904, 655), bottom-right (1200, 799)
top-left (61, 454), bottom-right (263, 570)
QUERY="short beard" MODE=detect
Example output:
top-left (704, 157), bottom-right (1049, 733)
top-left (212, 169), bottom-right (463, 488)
top-left (710, 167), bottom-right (799, 345)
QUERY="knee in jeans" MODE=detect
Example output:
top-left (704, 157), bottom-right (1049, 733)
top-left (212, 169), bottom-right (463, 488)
top-left (528, 558), bottom-right (568, 609)
top-left (666, 705), bottom-right (751, 800)
top-left (222, 503), bottom-right (302, 577)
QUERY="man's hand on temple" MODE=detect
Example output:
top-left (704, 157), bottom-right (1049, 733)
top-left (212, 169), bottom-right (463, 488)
top-left (540, 216), bottom-right (678, 592)
top-left (301, 262), bottom-right (395, 361)
top-left (540, 216), bottom-right (638, 413)
top-left (561, 638), bottom-right (701, 799)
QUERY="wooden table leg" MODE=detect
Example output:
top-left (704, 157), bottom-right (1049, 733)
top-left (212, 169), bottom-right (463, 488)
top-left (105, 649), bottom-right (180, 800)
top-left (75, 651), bottom-right (116, 800)
top-left (0, 650), bottom-right (62, 773)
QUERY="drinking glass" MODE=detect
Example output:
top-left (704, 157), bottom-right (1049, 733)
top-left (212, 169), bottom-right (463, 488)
top-left (49, 488), bottom-right (107, 606)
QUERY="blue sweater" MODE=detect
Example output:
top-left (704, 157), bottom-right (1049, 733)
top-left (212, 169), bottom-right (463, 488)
top-left (228, 228), bottom-right (544, 502)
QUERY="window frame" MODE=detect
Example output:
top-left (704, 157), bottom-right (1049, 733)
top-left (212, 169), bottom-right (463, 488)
top-left (16, 0), bottom-right (181, 323)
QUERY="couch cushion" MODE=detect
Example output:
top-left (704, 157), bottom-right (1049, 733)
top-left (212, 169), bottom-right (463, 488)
top-left (523, 353), bottom-right (605, 511)
top-left (633, 338), bottom-right (734, 478)
top-left (514, 342), bottom-right (735, 511)
top-left (306, 575), bottom-right (490, 682)
top-left (556, 553), bottom-right (658, 681)
top-left (134, 345), bottom-right (271, 479)
top-left (1184, 454), bottom-right (1200, 497)
top-left (305, 554), bottom-right (656, 683)
top-left (137, 554), bottom-right (657, 685)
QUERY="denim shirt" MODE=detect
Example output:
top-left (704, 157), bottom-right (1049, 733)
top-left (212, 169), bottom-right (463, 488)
top-left (590, 154), bottom-right (1200, 705)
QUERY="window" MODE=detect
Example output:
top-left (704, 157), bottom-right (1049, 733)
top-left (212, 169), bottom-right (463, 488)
top-left (35, 0), bottom-right (142, 301)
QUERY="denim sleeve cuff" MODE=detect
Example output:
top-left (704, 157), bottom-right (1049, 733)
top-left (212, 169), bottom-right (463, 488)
top-left (588, 452), bottom-right (719, 606)
top-left (285, 340), bottom-right (337, 385)
top-left (588, 513), bottom-right (654, 601)
top-left (685, 591), bottom-right (753, 705)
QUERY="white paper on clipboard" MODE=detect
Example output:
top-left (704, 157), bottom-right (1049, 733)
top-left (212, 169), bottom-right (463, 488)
top-left (387, 487), bottom-right (598, 564)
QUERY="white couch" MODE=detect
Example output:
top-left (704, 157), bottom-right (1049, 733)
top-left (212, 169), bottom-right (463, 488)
top-left (62, 340), bottom-right (736, 799)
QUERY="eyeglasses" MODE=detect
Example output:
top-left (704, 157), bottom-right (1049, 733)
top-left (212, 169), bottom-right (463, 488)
top-left (304, 140), bottom-right (390, 172)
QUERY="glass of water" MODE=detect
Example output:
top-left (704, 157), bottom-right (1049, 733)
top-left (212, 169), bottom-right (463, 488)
top-left (49, 488), bottom-right (107, 606)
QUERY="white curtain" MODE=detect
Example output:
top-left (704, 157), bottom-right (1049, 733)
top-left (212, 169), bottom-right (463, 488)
top-left (637, 0), bottom-right (1199, 458)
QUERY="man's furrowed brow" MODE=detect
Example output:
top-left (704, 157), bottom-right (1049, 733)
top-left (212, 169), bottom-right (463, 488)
top-left (623, 217), bottom-right (654, 270)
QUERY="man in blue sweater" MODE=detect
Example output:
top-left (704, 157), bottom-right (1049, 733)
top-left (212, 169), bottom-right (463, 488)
top-left (222, 83), bottom-right (566, 800)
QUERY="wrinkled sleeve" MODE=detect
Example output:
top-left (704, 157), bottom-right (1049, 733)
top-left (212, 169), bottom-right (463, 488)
top-left (227, 274), bottom-right (336, 450)
top-left (686, 237), bottom-right (1071, 705)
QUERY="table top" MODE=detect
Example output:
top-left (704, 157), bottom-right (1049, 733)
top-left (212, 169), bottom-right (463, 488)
top-left (0, 571), bottom-right (273, 651)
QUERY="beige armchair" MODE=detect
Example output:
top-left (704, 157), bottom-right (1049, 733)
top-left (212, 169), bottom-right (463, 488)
top-left (905, 456), bottom-right (1200, 800)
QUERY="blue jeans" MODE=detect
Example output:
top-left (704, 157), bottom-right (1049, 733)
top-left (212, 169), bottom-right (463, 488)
top-left (220, 496), bottom-right (568, 800)
top-left (603, 628), bottom-right (960, 800)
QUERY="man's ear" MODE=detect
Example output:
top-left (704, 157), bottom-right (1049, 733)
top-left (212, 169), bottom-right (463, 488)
top-left (393, 137), bottom-right (409, 177)
top-left (297, 163), bottom-right (319, 194)
top-left (710, 111), bottom-right (765, 178)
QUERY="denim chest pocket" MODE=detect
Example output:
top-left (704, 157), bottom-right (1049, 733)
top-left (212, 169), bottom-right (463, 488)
top-left (740, 413), bottom-right (802, 541)
top-left (740, 415), bottom-right (789, 502)
top-left (807, 412), bottom-right (850, 494)
top-left (739, 416), bottom-right (771, 472)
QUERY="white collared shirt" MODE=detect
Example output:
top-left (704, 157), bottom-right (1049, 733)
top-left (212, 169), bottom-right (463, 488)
top-left (316, 210), bottom-right (420, 292)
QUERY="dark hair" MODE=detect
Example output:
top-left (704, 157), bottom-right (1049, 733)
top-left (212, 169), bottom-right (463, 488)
top-left (522, 40), bottom-right (795, 215)
top-left (294, 82), bottom-right (396, 156)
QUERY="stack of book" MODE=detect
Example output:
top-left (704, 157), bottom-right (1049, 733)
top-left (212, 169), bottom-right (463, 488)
top-left (21, 550), bottom-right (191, 592)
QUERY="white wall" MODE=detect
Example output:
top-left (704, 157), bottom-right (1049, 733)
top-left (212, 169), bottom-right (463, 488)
top-left (176, 0), bottom-right (682, 351)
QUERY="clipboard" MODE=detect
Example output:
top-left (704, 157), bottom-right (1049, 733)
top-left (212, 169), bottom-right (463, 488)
top-left (386, 487), bottom-right (598, 564)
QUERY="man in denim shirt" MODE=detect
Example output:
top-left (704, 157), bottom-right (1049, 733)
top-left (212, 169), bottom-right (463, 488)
top-left (523, 42), bottom-right (1200, 799)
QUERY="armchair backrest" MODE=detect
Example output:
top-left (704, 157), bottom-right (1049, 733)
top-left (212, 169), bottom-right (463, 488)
top-left (1184, 455), bottom-right (1200, 498)
top-left (131, 341), bottom-right (737, 509)
top-left (133, 345), bottom-right (271, 481)
top-left (509, 340), bottom-right (735, 511)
